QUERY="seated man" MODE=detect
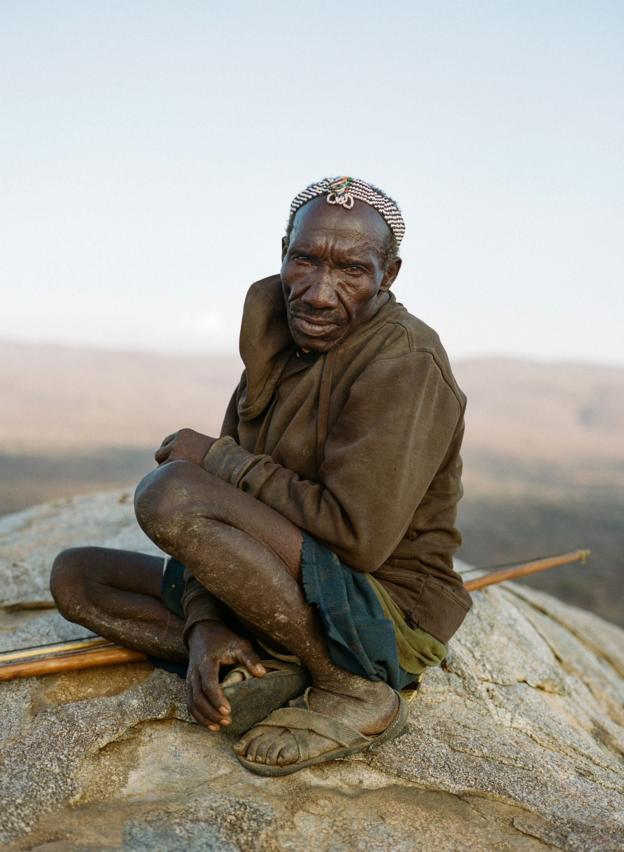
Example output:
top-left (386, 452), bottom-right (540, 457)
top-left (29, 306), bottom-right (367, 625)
top-left (50, 176), bottom-right (472, 776)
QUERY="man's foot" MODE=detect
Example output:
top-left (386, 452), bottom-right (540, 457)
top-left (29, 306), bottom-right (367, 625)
top-left (233, 678), bottom-right (399, 767)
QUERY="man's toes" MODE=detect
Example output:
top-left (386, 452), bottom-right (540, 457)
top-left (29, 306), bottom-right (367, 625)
top-left (245, 734), bottom-right (268, 763)
top-left (250, 737), bottom-right (272, 763)
top-left (233, 727), bottom-right (264, 755)
top-left (277, 740), bottom-right (298, 765)
top-left (265, 735), bottom-right (289, 766)
top-left (234, 726), bottom-right (299, 765)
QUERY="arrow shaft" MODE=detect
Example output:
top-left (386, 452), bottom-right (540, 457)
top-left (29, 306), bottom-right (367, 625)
top-left (464, 549), bottom-right (590, 592)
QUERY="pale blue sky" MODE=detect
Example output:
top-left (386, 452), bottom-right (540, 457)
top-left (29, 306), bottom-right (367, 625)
top-left (1, 1), bottom-right (623, 363)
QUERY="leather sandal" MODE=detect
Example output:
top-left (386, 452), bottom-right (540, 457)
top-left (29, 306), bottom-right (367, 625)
top-left (235, 687), bottom-right (409, 776)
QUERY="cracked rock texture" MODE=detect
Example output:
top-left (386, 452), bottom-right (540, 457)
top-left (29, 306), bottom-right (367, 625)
top-left (0, 490), bottom-right (622, 851)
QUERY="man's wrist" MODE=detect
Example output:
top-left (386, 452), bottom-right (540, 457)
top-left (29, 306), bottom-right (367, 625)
top-left (184, 617), bottom-right (223, 648)
top-left (187, 617), bottom-right (222, 634)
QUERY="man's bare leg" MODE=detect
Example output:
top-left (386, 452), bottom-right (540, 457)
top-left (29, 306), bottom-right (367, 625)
top-left (50, 548), bottom-right (187, 660)
top-left (50, 546), bottom-right (271, 731)
top-left (134, 460), bottom-right (398, 768)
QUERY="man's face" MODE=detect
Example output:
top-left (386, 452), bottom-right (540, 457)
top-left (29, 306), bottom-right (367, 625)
top-left (280, 197), bottom-right (401, 352)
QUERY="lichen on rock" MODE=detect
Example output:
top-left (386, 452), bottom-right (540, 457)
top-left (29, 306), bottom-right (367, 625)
top-left (1, 491), bottom-right (622, 850)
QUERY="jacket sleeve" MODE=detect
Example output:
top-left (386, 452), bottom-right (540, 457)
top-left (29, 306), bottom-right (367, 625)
top-left (202, 351), bottom-right (463, 572)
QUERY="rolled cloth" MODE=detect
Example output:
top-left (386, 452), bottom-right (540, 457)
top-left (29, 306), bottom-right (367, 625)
top-left (289, 176), bottom-right (406, 247)
top-left (299, 533), bottom-right (446, 691)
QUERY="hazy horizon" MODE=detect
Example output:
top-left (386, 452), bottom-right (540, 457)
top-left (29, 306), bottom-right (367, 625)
top-left (2, 2), bottom-right (623, 365)
top-left (3, 334), bottom-right (624, 371)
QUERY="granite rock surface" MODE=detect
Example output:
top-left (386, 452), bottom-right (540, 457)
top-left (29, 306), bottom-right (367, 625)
top-left (0, 490), bottom-right (622, 851)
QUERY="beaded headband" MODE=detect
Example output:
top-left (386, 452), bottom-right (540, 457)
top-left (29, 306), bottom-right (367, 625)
top-left (289, 176), bottom-right (405, 247)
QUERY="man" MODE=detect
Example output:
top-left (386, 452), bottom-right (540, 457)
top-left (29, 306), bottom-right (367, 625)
top-left (50, 176), bottom-right (471, 776)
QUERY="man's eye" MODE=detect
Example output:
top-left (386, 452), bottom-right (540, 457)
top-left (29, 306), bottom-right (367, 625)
top-left (344, 265), bottom-right (365, 274)
top-left (294, 254), bottom-right (312, 264)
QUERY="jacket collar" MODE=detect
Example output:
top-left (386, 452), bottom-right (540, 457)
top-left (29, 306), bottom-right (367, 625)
top-left (237, 274), bottom-right (401, 420)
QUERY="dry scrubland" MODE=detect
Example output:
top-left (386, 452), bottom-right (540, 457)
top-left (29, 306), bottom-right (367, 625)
top-left (1, 340), bottom-right (622, 626)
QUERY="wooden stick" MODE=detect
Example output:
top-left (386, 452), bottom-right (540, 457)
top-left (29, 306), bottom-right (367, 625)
top-left (464, 549), bottom-right (591, 592)
top-left (0, 548), bottom-right (590, 682)
top-left (0, 636), bottom-right (113, 663)
top-left (0, 645), bottom-right (147, 681)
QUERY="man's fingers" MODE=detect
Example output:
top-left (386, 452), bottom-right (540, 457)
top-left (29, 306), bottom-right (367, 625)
top-left (188, 669), bottom-right (228, 726)
top-left (199, 664), bottom-right (231, 717)
top-left (188, 702), bottom-right (220, 731)
top-left (188, 678), bottom-right (223, 723)
top-left (154, 432), bottom-right (178, 463)
top-left (154, 445), bottom-right (171, 464)
top-left (238, 647), bottom-right (267, 678)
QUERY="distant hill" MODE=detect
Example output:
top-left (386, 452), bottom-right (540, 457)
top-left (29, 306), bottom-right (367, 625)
top-left (456, 357), bottom-right (624, 461)
top-left (0, 340), bottom-right (240, 451)
top-left (455, 357), bottom-right (624, 494)
top-left (1, 340), bottom-right (622, 626)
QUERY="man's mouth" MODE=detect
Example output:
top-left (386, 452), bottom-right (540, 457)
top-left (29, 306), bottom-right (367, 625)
top-left (290, 313), bottom-right (340, 336)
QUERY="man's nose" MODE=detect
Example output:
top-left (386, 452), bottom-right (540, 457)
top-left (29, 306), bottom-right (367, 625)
top-left (300, 267), bottom-right (338, 309)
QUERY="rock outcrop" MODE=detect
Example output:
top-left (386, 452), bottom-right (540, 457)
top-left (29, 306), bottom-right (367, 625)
top-left (1, 491), bottom-right (622, 851)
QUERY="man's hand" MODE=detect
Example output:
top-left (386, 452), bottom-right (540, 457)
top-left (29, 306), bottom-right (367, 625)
top-left (186, 620), bottom-right (266, 731)
top-left (154, 428), bottom-right (216, 466)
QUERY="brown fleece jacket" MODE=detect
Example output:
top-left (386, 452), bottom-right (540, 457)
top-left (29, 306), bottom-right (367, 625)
top-left (190, 275), bottom-right (472, 645)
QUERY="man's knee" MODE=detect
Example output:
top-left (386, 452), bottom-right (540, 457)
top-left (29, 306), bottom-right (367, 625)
top-left (134, 460), bottom-right (203, 549)
top-left (50, 547), bottom-right (92, 621)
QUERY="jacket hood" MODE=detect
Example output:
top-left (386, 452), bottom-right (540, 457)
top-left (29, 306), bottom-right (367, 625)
top-left (238, 276), bottom-right (293, 421)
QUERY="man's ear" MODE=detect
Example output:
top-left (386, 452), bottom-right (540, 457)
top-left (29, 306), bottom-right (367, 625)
top-left (380, 257), bottom-right (402, 291)
top-left (281, 236), bottom-right (289, 262)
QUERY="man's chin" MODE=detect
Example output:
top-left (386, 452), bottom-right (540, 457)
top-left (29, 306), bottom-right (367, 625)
top-left (291, 332), bottom-right (336, 353)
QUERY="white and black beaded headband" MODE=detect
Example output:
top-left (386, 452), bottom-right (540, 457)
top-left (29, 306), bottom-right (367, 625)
top-left (289, 176), bottom-right (405, 247)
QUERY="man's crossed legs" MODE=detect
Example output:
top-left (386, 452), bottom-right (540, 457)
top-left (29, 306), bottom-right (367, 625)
top-left (50, 460), bottom-right (399, 769)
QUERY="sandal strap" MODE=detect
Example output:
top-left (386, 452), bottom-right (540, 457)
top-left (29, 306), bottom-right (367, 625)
top-left (255, 707), bottom-right (370, 749)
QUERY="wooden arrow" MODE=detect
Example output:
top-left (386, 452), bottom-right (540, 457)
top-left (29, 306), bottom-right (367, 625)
top-left (0, 638), bottom-right (147, 681)
top-left (464, 548), bottom-right (590, 591)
